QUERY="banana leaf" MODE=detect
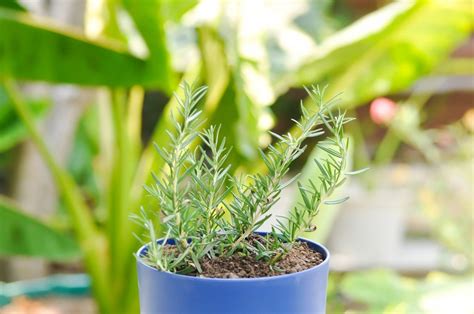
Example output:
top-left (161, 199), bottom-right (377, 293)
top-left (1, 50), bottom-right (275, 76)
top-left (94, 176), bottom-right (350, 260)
top-left (0, 196), bottom-right (80, 260)
top-left (280, 1), bottom-right (472, 107)
top-left (0, 8), bottom-right (162, 87)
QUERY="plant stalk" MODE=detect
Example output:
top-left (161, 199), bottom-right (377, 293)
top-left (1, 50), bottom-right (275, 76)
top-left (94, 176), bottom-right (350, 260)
top-left (3, 78), bottom-right (112, 313)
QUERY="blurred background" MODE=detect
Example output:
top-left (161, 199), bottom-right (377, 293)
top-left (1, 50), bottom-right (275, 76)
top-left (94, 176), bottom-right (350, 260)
top-left (0, 0), bottom-right (472, 313)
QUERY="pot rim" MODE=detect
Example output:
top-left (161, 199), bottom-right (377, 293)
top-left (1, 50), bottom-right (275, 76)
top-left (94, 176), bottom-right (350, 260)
top-left (136, 232), bottom-right (330, 282)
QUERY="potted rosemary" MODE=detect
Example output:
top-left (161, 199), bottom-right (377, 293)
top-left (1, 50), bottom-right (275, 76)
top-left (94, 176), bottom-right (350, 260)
top-left (133, 83), bottom-right (364, 314)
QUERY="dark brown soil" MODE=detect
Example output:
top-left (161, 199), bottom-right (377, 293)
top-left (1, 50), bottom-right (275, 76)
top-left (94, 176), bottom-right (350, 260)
top-left (199, 241), bottom-right (324, 279)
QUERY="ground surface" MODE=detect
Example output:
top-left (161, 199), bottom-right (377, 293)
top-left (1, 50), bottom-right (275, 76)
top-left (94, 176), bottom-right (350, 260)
top-left (0, 296), bottom-right (95, 314)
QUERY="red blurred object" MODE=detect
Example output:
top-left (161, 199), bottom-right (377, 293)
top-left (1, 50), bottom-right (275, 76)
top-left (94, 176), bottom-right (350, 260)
top-left (370, 97), bottom-right (397, 125)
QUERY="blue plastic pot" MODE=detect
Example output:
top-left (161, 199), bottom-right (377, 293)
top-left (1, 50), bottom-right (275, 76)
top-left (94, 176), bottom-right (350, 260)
top-left (136, 233), bottom-right (330, 314)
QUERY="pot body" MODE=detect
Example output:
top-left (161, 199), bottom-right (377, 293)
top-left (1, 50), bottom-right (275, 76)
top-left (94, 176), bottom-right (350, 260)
top-left (136, 235), bottom-right (330, 314)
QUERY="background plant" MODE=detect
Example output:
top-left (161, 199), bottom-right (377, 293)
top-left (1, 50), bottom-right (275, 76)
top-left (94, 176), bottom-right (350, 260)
top-left (0, 0), bottom-right (471, 313)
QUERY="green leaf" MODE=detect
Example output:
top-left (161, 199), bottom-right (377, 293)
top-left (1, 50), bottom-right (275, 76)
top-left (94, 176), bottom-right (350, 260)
top-left (283, 1), bottom-right (472, 107)
top-left (198, 26), bottom-right (259, 168)
top-left (67, 105), bottom-right (100, 203)
top-left (121, 0), bottom-right (175, 92)
top-left (208, 76), bottom-right (265, 167)
top-left (3, 79), bottom-right (111, 313)
top-left (0, 86), bottom-right (49, 152)
top-left (161, 0), bottom-right (198, 22)
top-left (0, 8), bottom-right (157, 87)
top-left (345, 167), bottom-right (369, 176)
top-left (0, 196), bottom-right (80, 260)
top-left (202, 21), bottom-right (272, 165)
top-left (340, 270), bottom-right (474, 313)
top-left (292, 136), bottom-right (354, 243)
top-left (324, 196), bottom-right (349, 205)
top-left (197, 26), bottom-right (230, 114)
top-left (317, 144), bottom-right (342, 158)
top-left (340, 269), bottom-right (411, 309)
top-left (0, 0), bottom-right (26, 11)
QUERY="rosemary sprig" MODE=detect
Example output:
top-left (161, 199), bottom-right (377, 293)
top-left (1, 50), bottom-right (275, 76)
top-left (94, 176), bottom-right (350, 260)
top-left (226, 91), bottom-right (329, 253)
top-left (141, 82), bottom-right (206, 270)
top-left (134, 83), bottom-right (365, 273)
top-left (273, 88), bottom-right (351, 243)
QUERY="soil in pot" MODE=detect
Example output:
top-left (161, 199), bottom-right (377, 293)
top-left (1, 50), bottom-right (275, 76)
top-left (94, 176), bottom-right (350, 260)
top-left (200, 241), bottom-right (323, 278)
top-left (159, 235), bottom-right (324, 279)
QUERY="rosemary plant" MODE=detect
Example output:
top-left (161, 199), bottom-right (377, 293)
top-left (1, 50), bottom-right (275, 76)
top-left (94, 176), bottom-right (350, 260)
top-left (133, 82), bottom-right (365, 274)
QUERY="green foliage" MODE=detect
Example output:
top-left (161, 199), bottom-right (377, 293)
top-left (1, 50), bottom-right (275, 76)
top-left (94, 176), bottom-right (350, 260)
top-left (0, 87), bottom-right (49, 152)
top-left (142, 84), bottom-right (207, 244)
top-left (274, 89), bottom-right (359, 246)
top-left (341, 269), bottom-right (410, 311)
top-left (0, 196), bottom-right (80, 260)
top-left (66, 106), bottom-right (101, 208)
top-left (0, 0), bottom-right (470, 312)
top-left (2, 79), bottom-right (111, 313)
top-left (339, 270), bottom-right (474, 313)
top-left (161, 0), bottom-right (198, 22)
top-left (0, 0), bottom-right (25, 11)
top-left (135, 83), bottom-right (361, 273)
top-left (198, 23), bottom-right (274, 168)
top-left (290, 136), bottom-right (355, 244)
top-left (281, 1), bottom-right (472, 108)
top-left (0, 8), bottom-right (156, 87)
top-left (121, 0), bottom-right (175, 92)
